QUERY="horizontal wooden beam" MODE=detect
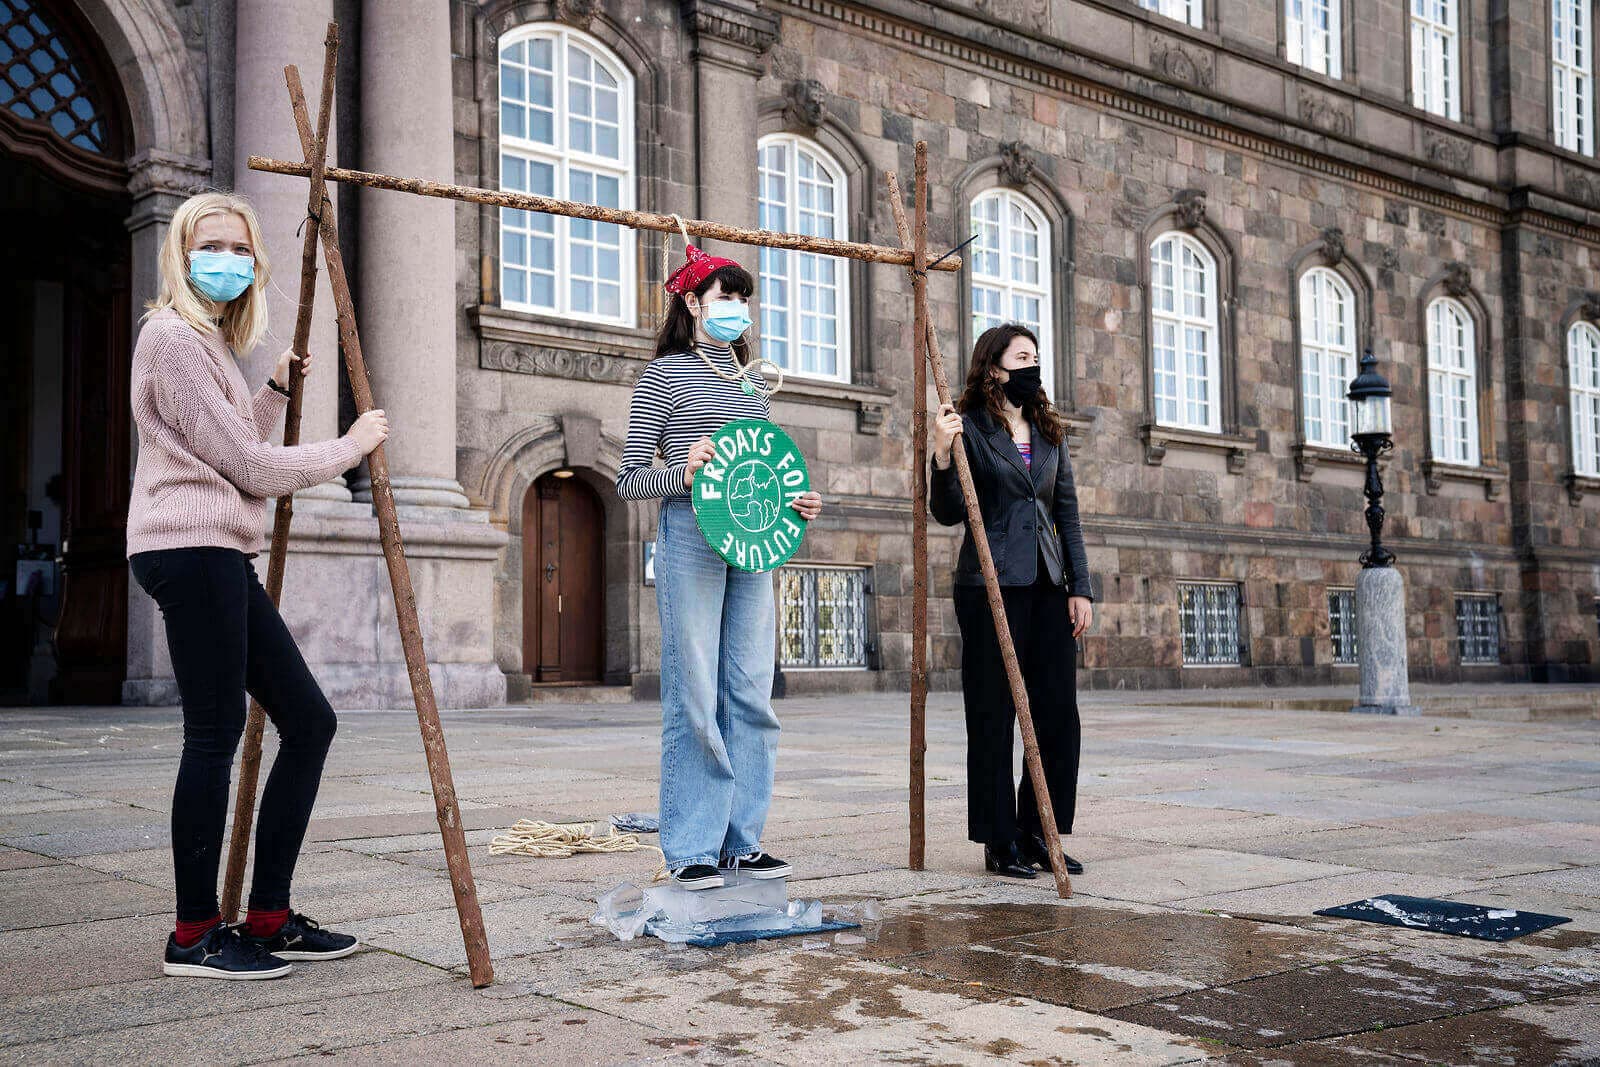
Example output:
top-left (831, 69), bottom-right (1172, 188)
top-left (247, 155), bottom-right (963, 272)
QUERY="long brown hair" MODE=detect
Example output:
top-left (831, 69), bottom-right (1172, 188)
top-left (653, 263), bottom-right (756, 363)
top-left (957, 323), bottom-right (1067, 446)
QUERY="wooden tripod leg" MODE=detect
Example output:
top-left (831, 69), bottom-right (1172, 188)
top-left (885, 154), bottom-right (1073, 900)
top-left (283, 62), bottom-right (495, 987)
top-left (908, 136), bottom-right (930, 872)
top-left (220, 24), bottom-right (339, 924)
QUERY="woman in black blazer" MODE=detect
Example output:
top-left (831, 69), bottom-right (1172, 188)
top-left (930, 323), bottom-right (1094, 879)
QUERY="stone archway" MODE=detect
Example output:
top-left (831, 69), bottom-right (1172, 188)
top-left (480, 415), bottom-right (646, 695)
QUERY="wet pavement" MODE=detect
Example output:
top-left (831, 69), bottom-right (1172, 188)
top-left (0, 688), bottom-right (1596, 1063)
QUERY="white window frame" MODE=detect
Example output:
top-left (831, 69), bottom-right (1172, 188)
top-left (1426, 296), bottom-right (1481, 467)
top-left (1299, 268), bottom-right (1357, 448)
top-left (1179, 581), bottom-right (1243, 666)
top-left (1554, 0), bottom-right (1595, 154)
top-left (1287, 0), bottom-right (1343, 78)
top-left (498, 24), bottom-right (636, 326)
top-left (778, 564), bottom-right (871, 670)
top-left (1411, 0), bottom-right (1462, 121)
top-left (1455, 593), bottom-right (1500, 665)
top-left (1569, 321), bottom-right (1600, 476)
top-left (757, 134), bottom-right (852, 383)
top-left (1140, 0), bottom-right (1204, 29)
top-left (1149, 231), bottom-right (1222, 434)
top-left (1328, 587), bottom-right (1358, 665)
top-left (970, 189), bottom-right (1055, 397)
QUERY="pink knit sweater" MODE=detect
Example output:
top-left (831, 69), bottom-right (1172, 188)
top-left (126, 309), bottom-right (364, 557)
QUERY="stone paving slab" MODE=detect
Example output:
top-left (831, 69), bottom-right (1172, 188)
top-left (0, 690), bottom-right (1595, 1062)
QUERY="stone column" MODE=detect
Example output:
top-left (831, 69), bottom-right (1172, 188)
top-left (232, 0), bottom-right (353, 508)
top-left (354, 0), bottom-right (472, 518)
top-left (1350, 566), bottom-right (1420, 716)
top-left (682, 0), bottom-right (778, 258)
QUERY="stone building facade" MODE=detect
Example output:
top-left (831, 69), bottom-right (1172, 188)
top-left (5, 0), bottom-right (1600, 708)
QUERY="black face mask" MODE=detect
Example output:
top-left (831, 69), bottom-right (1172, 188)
top-left (1000, 365), bottom-right (1042, 407)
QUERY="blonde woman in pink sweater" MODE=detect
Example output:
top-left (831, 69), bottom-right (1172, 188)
top-left (128, 192), bottom-right (388, 980)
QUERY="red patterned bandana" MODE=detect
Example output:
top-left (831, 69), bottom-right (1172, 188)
top-left (664, 243), bottom-right (740, 295)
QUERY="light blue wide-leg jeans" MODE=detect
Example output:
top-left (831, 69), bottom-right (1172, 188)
top-left (655, 499), bottom-right (780, 869)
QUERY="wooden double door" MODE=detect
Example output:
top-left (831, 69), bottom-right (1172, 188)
top-left (521, 474), bottom-right (604, 683)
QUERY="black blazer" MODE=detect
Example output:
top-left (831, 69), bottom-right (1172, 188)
top-left (930, 408), bottom-right (1094, 598)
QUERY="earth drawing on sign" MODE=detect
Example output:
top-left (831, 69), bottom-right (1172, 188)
top-left (727, 459), bottom-right (782, 533)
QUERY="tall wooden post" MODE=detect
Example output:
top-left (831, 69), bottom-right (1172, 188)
top-left (283, 61), bottom-right (495, 987)
top-left (220, 25), bottom-right (338, 924)
top-left (908, 144), bottom-right (930, 871)
top-left (886, 158), bottom-right (1073, 899)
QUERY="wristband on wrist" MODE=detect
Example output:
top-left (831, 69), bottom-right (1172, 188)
top-left (267, 378), bottom-right (292, 397)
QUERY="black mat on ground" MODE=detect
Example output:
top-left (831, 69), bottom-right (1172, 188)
top-left (1314, 894), bottom-right (1571, 941)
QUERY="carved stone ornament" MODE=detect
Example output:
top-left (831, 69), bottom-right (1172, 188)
top-left (998, 140), bottom-right (1036, 187)
top-left (1173, 188), bottom-right (1207, 231)
top-left (481, 341), bottom-right (639, 384)
top-left (1441, 261), bottom-right (1472, 300)
top-left (1580, 290), bottom-right (1600, 325)
top-left (1318, 226), bottom-right (1346, 266)
top-left (1422, 127), bottom-right (1471, 169)
top-left (554, 0), bottom-right (598, 27)
top-left (1298, 87), bottom-right (1354, 138)
top-left (783, 78), bottom-right (827, 131)
top-left (680, 0), bottom-right (779, 54)
top-left (970, 0), bottom-right (1049, 32)
top-left (1564, 165), bottom-right (1600, 208)
top-left (1150, 34), bottom-right (1214, 89)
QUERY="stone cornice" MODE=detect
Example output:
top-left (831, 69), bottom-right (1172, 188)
top-left (776, 0), bottom-right (1600, 245)
top-left (681, 0), bottom-right (779, 54)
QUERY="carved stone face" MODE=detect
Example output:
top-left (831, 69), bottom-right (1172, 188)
top-left (1174, 190), bottom-right (1207, 230)
top-left (784, 79), bottom-right (827, 130)
top-left (998, 141), bottom-right (1036, 187)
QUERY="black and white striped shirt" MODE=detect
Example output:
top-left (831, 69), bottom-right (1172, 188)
top-left (616, 342), bottom-right (771, 501)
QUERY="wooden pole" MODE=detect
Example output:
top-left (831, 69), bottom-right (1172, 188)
top-left (284, 63), bottom-right (495, 987)
top-left (219, 24), bottom-right (340, 926)
top-left (246, 156), bottom-right (962, 273)
top-left (885, 164), bottom-right (1073, 900)
top-left (908, 144), bottom-right (929, 871)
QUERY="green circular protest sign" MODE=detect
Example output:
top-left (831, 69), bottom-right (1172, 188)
top-left (692, 419), bottom-right (811, 573)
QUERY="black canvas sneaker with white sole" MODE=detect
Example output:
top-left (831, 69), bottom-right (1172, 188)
top-left (671, 864), bottom-right (725, 890)
top-left (243, 911), bottom-right (359, 961)
top-left (719, 852), bottom-right (791, 879)
top-left (163, 923), bottom-right (293, 981)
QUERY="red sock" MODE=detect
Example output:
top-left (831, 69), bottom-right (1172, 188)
top-left (244, 907), bottom-right (289, 938)
top-left (174, 915), bottom-right (220, 948)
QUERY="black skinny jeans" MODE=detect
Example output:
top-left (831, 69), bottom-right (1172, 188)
top-left (130, 547), bottom-right (336, 921)
top-left (954, 577), bottom-right (1080, 848)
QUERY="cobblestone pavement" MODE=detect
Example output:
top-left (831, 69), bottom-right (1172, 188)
top-left (1, 689), bottom-right (1596, 1063)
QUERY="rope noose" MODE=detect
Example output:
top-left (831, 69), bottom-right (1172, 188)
top-left (663, 213), bottom-right (785, 398)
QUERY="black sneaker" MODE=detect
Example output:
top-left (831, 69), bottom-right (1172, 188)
top-left (163, 922), bottom-right (293, 980)
top-left (243, 911), bottom-right (359, 961)
top-left (720, 852), bottom-right (791, 880)
top-left (671, 864), bottom-right (725, 891)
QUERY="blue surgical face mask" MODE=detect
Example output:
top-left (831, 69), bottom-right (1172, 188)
top-left (701, 298), bottom-right (752, 343)
top-left (188, 250), bottom-right (255, 303)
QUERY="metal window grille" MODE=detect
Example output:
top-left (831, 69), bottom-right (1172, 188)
top-left (1328, 588), bottom-right (1357, 665)
top-left (779, 566), bottom-right (868, 669)
top-left (0, 0), bottom-right (112, 154)
top-left (1179, 581), bottom-right (1242, 665)
top-left (1455, 594), bottom-right (1500, 665)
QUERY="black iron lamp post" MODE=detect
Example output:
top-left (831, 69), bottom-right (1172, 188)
top-left (1348, 349), bottom-right (1395, 568)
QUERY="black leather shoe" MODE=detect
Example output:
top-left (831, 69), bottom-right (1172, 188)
top-left (983, 841), bottom-right (1036, 879)
top-left (1021, 834), bottom-right (1085, 875)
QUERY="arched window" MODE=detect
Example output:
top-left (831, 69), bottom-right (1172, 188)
top-left (970, 189), bottom-right (1054, 395)
top-left (0, 0), bottom-right (116, 154)
top-left (1570, 321), bottom-right (1600, 477)
top-left (1553, 0), bottom-right (1594, 154)
top-left (1286, 0), bottom-right (1342, 78)
top-left (1410, 0), bottom-right (1461, 121)
top-left (1299, 267), bottom-right (1357, 447)
top-left (498, 25), bottom-right (635, 324)
top-left (1426, 296), bottom-right (1480, 465)
top-left (757, 134), bottom-right (850, 381)
top-left (1149, 231), bottom-right (1220, 433)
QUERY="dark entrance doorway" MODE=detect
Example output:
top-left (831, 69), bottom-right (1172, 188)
top-left (521, 473), bottom-right (605, 684)
top-left (1, 0), bottom-right (134, 704)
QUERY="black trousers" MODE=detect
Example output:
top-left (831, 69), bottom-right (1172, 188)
top-left (130, 547), bottom-right (337, 921)
top-left (954, 578), bottom-right (1081, 847)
